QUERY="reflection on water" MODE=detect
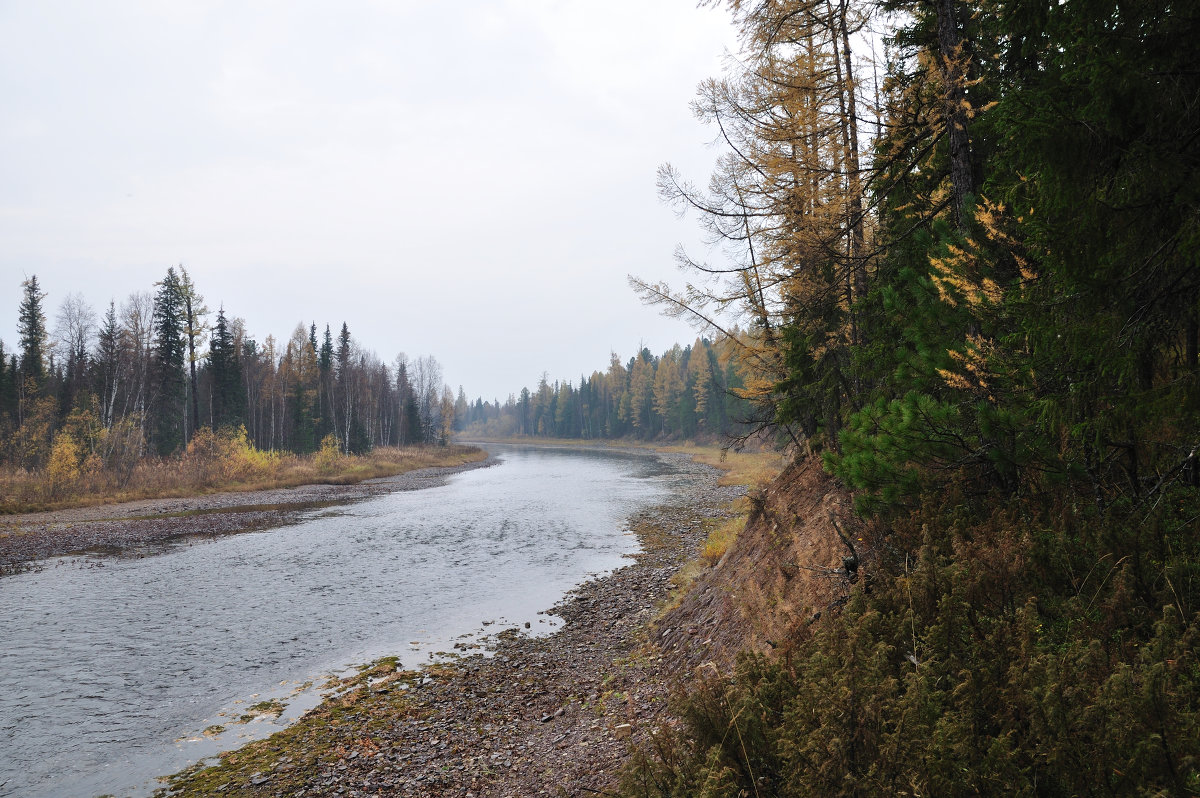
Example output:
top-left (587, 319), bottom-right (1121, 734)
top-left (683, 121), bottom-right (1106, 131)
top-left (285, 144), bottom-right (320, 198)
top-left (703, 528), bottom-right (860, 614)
top-left (0, 445), bottom-right (674, 798)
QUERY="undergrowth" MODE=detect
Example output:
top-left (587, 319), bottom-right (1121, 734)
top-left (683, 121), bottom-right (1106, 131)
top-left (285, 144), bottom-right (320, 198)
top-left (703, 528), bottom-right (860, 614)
top-left (0, 427), bottom-right (485, 514)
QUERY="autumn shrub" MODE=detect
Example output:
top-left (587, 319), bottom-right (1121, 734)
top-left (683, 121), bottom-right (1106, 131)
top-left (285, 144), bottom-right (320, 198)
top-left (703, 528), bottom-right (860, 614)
top-left (183, 425), bottom-right (273, 487)
top-left (5, 395), bottom-right (57, 470)
top-left (224, 426), bottom-right (274, 481)
top-left (0, 438), bottom-right (483, 513)
top-left (45, 432), bottom-right (83, 496)
top-left (314, 434), bottom-right (342, 475)
top-left (81, 415), bottom-right (145, 487)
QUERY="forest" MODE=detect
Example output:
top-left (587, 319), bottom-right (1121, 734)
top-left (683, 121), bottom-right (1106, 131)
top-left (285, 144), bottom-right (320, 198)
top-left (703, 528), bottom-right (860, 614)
top-left (616, 0), bottom-right (1200, 793)
top-left (456, 338), bottom-right (758, 442)
top-left (0, 268), bottom-right (456, 508)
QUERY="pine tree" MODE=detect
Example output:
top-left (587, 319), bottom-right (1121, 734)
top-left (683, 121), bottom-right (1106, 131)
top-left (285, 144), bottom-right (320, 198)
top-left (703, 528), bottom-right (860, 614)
top-left (316, 324), bottom-right (334, 443)
top-left (151, 267), bottom-right (187, 455)
top-left (208, 307), bottom-right (243, 430)
top-left (17, 275), bottom-right (48, 389)
top-left (94, 300), bottom-right (121, 428)
top-left (336, 323), bottom-right (353, 452)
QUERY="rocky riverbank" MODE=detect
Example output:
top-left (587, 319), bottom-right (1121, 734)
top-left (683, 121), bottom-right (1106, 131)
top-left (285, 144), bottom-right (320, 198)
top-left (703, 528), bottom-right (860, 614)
top-left (0, 457), bottom-right (495, 575)
top-left (160, 453), bottom-right (744, 798)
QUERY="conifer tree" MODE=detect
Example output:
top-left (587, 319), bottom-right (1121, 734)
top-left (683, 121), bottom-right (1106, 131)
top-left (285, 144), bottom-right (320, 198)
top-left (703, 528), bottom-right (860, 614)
top-left (208, 307), bottom-right (243, 430)
top-left (151, 267), bottom-right (187, 455)
top-left (17, 275), bottom-right (48, 390)
top-left (94, 300), bottom-right (122, 428)
top-left (316, 324), bottom-right (334, 443)
top-left (336, 323), bottom-right (353, 452)
top-left (177, 267), bottom-right (208, 443)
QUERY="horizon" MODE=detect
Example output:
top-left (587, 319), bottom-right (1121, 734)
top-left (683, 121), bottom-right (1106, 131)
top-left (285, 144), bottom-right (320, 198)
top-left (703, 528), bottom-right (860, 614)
top-left (1, 1), bottom-right (742, 401)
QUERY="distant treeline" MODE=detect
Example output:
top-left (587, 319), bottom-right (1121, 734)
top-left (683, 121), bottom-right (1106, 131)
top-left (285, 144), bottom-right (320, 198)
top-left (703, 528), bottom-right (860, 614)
top-left (1, 268), bottom-right (454, 477)
top-left (457, 337), bottom-right (757, 441)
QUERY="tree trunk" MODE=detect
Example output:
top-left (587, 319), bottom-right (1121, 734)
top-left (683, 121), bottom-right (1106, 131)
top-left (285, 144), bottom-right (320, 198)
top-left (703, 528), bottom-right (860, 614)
top-left (185, 294), bottom-right (200, 443)
top-left (936, 0), bottom-right (974, 229)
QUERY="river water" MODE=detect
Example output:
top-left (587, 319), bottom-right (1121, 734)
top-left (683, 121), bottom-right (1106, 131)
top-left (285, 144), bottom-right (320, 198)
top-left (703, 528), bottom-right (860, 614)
top-left (0, 444), bottom-right (678, 798)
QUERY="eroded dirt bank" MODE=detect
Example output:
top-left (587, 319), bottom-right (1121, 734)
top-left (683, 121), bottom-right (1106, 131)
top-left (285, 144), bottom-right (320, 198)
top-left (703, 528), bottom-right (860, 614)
top-left (657, 457), bottom-right (865, 675)
top-left (161, 454), bottom-right (745, 798)
top-left (0, 458), bottom-right (494, 574)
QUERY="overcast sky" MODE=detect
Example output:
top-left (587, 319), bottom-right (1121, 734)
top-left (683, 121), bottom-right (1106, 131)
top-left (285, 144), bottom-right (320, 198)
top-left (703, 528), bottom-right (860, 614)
top-left (0, 0), bottom-right (740, 401)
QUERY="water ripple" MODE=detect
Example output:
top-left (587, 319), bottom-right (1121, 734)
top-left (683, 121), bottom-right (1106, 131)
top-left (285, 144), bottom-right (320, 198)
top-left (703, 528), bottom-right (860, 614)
top-left (0, 444), bottom-right (672, 798)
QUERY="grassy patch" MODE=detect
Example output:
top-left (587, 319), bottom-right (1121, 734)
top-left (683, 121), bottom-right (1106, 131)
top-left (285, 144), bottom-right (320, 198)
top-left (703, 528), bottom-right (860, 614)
top-left (1, 444), bottom-right (486, 515)
top-left (656, 442), bottom-right (787, 489)
top-left (236, 700), bottom-right (285, 724)
top-left (700, 516), bottom-right (746, 565)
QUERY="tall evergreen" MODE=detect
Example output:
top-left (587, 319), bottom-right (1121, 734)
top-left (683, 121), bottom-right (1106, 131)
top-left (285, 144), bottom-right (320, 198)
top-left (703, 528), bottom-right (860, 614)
top-left (151, 267), bottom-right (187, 455)
top-left (94, 300), bottom-right (121, 428)
top-left (335, 323), bottom-right (359, 452)
top-left (208, 307), bottom-right (243, 430)
top-left (395, 359), bottom-right (422, 445)
top-left (17, 275), bottom-right (48, 389)
top-left (316, 324), bottom-right (334, 442)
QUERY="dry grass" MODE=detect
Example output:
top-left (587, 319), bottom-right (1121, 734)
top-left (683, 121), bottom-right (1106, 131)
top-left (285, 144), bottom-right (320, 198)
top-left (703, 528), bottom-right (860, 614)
top-left (700, 516), bottom-right (746, 565)
top-left (649, 444), bottom-right (789, 622)
top-left (656, 442), bottom-right (788, 490)
top-left (0, 441), bottom-right (486, 515)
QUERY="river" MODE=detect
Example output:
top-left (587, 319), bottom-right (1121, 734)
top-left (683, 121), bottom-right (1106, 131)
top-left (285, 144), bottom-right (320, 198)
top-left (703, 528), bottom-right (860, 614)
top-left (0, 444), bottom-right (678, 798)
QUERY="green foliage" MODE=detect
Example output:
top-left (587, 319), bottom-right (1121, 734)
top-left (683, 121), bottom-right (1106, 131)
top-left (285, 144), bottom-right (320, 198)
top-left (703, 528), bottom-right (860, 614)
top-left (629, 0), bottom-right (1200, 791)
top-left (627, 489), bottom-right (1200, 797)
top-left (208, 307), bottom-right (243, 431)
top-left (17, 274), bottom-right (48, 387)
top-left (462, 338), bottom-right (757, 442)
top-left (151, 266), bottom-right (188, 456)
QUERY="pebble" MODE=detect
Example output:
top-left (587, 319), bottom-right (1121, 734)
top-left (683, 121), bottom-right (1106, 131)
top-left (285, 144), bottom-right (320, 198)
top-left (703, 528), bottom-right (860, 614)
top-left (168, 453), bottom-right (742, 797)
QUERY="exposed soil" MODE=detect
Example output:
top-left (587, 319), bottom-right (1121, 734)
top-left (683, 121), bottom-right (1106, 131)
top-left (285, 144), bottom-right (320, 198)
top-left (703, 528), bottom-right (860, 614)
top-left (0, 459), bottom-right (495, 575)
top-left (161, 454), bottom-right (745, 798)
top-left (658, 457), bottom-right (867, 674)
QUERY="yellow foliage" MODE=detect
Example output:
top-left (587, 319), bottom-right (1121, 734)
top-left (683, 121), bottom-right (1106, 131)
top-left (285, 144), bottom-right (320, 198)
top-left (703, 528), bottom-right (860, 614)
top-left (929, 197), bottom-right (1025, 309)
top-left (314, 434), bottom-right (341, 475)
top-left (702, 516), bottom-right (746, 565)
top-left (185, 425), bottom-right (272, 485)
top-left (47, 432), bottom-right (83, 492)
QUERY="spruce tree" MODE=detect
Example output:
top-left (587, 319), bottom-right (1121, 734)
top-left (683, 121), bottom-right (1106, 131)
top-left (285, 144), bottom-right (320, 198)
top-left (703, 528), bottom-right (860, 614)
top-left (151, 267), bottom-right (187, 455)
top-left (208, 307), bottom-right (243, 430)
top-left (315, 324), bottom-right (334, 443)
top-left (94, 300), bottom-right (121, 428)
top-left (335, 323), bottom-right (353, 452)
top-left (17, 275), bottom-right (48, 389)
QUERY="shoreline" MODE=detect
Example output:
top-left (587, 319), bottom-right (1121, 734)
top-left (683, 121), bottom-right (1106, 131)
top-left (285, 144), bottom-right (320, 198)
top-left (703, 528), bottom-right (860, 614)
top-left (160, 450), bottom-right (745, 797)
top-left (0, 455), bottom-right (495, 575)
